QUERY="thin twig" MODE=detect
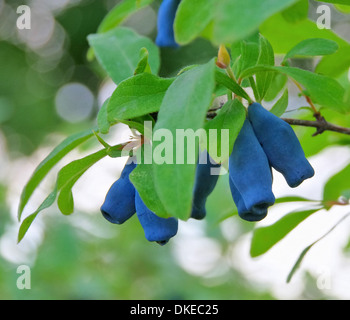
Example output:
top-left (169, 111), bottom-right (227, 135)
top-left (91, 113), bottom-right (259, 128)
top-left (282, 118), bottom-right (350, 136)
top-left (285, 79), bottom-right (349, 135)
top-left (291, 79), bottom-right (321, 116)
top-left (206, 113), bottom-right (350, 136)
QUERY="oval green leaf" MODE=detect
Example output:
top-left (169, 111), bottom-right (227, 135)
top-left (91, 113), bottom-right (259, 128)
top-left (17, 129), bottom-right (95, 221)
top-left (250, 208), bottom-right (321, 257)
top-left (152, 59), bottom-right (216, 220)
top-left (88, 27), bottom-right (160, 85)
top-left (107, 73), bottom-right (174, 122)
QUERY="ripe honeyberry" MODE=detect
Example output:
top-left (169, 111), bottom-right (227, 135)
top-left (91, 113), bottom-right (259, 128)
top-left (100, 158), bottom-right (136, 224)
top-left (191, 151), bottom-right (221, 220)
top-left (229, 175), bottom-right (268, 221)
top-left (229, 119), bottom-right (275, 221)
top-left (155, 0), bottom-right (181, 48)
top-left (135, 191), bottom-right (178, 245)
top-left (248, 102), bottom-right (314, 188)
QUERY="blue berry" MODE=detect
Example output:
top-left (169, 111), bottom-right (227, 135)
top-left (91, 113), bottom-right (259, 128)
top-left (155, 0), bottom-right (181, 48)
top-left (229, 119), bottom-right (275, 221)
top-left (191, 151), bottom-right (221, 220)
top-left (135, 191), bottom-right (178, 244)
top-left (100, 159), bottom-right (137, 224)
top-left (248, 102), bottom-right (314, 188)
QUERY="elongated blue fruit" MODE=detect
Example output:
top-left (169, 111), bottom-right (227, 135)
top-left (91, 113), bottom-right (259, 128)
top-left (229, 119), bottom-right (275, 221)
top-left (191, 151), bottom-right (221, 220)
top-left (100, 158), bottom-right (137, 224)
top-left (229, 176), bottom-right (268, 222)
top-left (248, 102), bottom-right (314, 188)
top-left (155, 0), bottom-right (181, 48)
top-left (135, 191), bottom-right (178, 245)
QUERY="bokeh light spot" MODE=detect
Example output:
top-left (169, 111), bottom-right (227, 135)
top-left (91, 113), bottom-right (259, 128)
top-left (55, 82), bottom-right (94, 123)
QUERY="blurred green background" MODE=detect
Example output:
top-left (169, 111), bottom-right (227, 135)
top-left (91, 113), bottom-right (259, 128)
top-left (1, 0), bottom-right (350, 300)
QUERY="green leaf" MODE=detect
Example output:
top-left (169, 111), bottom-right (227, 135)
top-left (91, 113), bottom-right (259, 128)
top-left (213, 0), bottom-right (299, 45)
top-left (97, 0), bottom-right (154, 33)
top-left (255, 35), bottom-right (275, 101)
top-left (230, 34), bottom-right (274, 101)
top-left (275, 66), bottom-right (348, 113)
top-left (87, 0), bottom-right (155, 61)
top-left (281, 0), bottom-right (309, 24)
top-left (287, 212), bottom-right (350, 283)
top-left (107, 73), bottom-right (174, 122)
top-left (93, 130), bottom-right (112, 149)
top-left (129, 163), bottom-right (169, 218)
top-left (17, 190), bottom-right (57, 243)
top-left (134, 47), bottom-right (152, 75)
top-left (283, 38), bottom-right (339, 62)
top-left (316, 47), bottom-right (350, 78)
top-left (250, 208), bottom-right (321, 257)
top-left (152, 59), bottom-right (216, 220)
top-left (269, 89), bottom-right (289, 117)
top-left (57, 189), bottom-right (74, 215)
top-left (241, 65), bottom-right (349, 113)
top-left (230, 40), bottom-right (243, 65)
top-left (118, 120), bottom-right (147, 137)
top-left (97, 99), bottom-right (111, 134)
top-left (55, 148), bottom-right (109, 215)
top-left (17, 128), bottom-right (95, 221)
top-left (107, 144), bottom-right (131, 158)
top-left (174, 0), bottom-right (215, 45)
top-left (215, 69), bottom-right (251, 102)
top-left (323, 163), bottom-right (350, 208)
top-left (286, 242), bottom-right (313, 283)
top-left (275, 196), bottom-right (320, 204)
top-left (202, 99), bottom-right (246, 163)
top-left (260, 13), bottom-right (350, 78)
top-left (264, 73), bottom-right (288, 102)
top-left (236, 40), bottom-right (260, 79)
top-left (260, 13), bottom-right (348, 55)
top-left (56, 149), bottom-right (108, 192)
top-left (18, 147), bottom-right (114, 242)
top-left (88, 27), bottom-right (160, 85)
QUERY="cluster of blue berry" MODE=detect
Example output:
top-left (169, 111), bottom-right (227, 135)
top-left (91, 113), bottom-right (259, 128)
top-left (100, 1), bottom-right (314, 245)
top-left (229, 103), bottom-right (314, 222)
top-left (100, 152), bottom-right (220, 245)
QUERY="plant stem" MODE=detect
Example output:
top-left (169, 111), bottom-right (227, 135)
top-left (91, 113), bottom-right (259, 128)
top-left (226, 66), bottom-right (236, 82)
top-left (291, 79), bottom-right (321, 117)
top-left (206, 111), bottom-right (350, 136)
top-left (249, 77), bottom-right (259, 102)
top-left (282, 118), bottom-right (350, 136)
